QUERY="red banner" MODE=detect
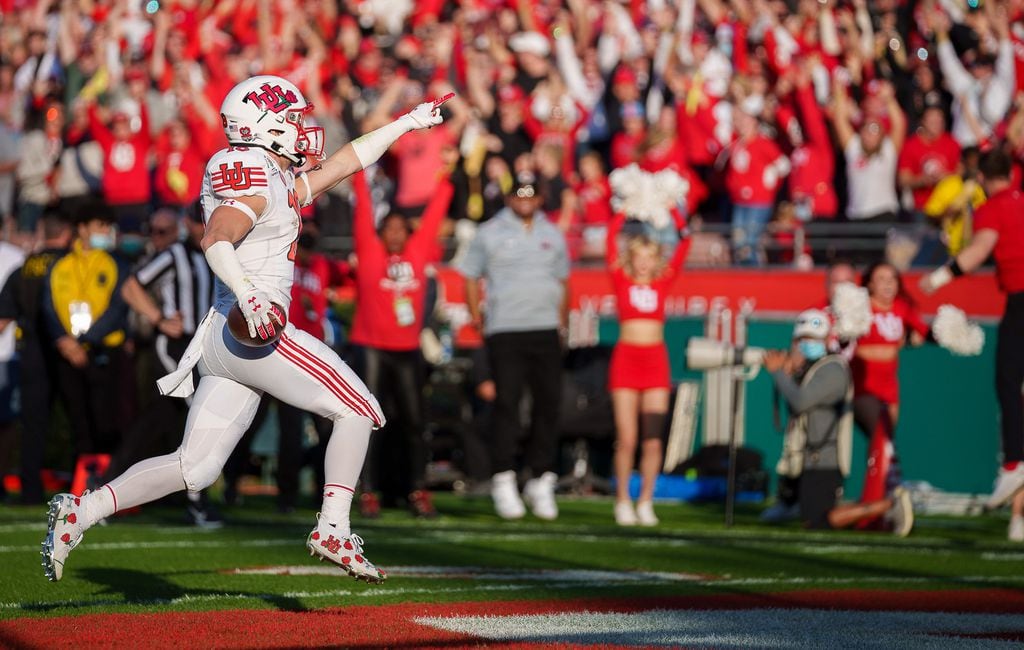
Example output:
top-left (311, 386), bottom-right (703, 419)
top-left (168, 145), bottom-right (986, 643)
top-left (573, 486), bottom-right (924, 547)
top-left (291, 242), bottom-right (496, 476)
top-left (434, 267), bottom-right (1005, 348)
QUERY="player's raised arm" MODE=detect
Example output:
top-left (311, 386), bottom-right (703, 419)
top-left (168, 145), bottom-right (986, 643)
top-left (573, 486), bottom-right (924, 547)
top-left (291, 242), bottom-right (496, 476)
top-left (302, 95), bottom-right (452, 202)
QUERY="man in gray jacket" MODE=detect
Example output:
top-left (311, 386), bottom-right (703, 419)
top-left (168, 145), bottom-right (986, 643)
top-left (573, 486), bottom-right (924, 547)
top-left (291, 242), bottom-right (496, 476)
top-left (765, 309), bottom-right (913, 535)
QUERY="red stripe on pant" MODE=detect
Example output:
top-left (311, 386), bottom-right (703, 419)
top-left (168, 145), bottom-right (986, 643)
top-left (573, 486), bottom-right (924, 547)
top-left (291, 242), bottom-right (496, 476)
top-left (324, 483), bottom-right (354, 494)
top-left (279, 335), bottom-right (382, 426)
top-left (275, 340), bottom-right (381, 426)
top-left (106, 485), bottom-right (118, 513)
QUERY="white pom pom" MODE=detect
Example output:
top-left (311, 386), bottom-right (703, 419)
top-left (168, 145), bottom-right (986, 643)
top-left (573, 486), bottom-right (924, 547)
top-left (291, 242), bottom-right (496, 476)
top-left (932, 304), bottom-right (985, 356)
top-left (608, 164), bottom-right (688, 227)
top-left (831, 282), bottom-right (872, 340)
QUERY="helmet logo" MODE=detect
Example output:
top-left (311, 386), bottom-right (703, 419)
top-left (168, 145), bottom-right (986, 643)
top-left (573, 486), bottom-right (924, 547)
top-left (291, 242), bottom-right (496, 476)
top-left (239, 126), bottom-right (253, 141)
top-left (244, 82), bottom-right (298, 114)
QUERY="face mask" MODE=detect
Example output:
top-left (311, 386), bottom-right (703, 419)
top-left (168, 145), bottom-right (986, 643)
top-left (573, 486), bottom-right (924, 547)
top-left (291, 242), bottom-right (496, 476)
top-left (89, 233), bottom-right (115, 251)
top-left (798, 340), bottom-right (827, 361)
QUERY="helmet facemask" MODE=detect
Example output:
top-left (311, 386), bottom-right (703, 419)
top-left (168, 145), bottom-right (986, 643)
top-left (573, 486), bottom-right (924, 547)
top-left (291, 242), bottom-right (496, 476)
top-left (286, 106), bottom-right (324, 162)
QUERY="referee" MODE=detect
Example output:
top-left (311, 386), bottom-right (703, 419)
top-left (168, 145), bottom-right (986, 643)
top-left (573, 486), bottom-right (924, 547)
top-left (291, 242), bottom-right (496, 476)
top-left (117, 207), bottom-right (218, 526)
top-left (921, 149), bottom-right (1024, 540)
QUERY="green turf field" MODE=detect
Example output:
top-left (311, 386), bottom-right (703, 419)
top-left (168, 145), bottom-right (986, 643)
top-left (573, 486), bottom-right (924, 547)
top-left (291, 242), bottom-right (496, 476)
top-left (2, 493), bottom-right (1023, 621)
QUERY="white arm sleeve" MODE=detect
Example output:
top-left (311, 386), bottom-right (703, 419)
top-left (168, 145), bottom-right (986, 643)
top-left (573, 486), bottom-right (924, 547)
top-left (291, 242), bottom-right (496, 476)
top-left (204, 240), bottom-right (254, 299)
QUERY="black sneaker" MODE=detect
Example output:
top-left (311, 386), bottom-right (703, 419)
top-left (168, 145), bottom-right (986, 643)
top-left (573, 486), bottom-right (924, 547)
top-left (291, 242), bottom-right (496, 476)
top-left (186, 502), bottom-right (225, 529)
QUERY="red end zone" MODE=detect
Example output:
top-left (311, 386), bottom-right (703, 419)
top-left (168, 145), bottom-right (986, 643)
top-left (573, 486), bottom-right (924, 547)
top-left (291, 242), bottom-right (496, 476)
top-left (4, 589), bottom-right (1024, 649)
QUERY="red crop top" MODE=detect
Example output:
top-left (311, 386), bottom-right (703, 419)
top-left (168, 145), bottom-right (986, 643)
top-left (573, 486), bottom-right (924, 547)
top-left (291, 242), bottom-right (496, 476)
top-left (856, 297), bottom-right (930, 347)
top-left (606, 211), bottom-right (690, 323)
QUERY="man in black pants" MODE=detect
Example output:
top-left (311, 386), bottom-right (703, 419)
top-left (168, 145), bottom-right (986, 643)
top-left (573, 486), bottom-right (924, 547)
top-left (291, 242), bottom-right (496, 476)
top-left (921, 149), bottom-right (1024, 541)
top-left (459, 172), bottom-right (569, 520)
top-left (0, 212), bottom-right (71, 504)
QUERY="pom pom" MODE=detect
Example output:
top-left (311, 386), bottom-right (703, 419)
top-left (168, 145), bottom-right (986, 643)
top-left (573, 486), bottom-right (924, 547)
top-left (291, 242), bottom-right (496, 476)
top-left (608, 164), bottom-right (689, 228)
top-left (831, 282), bottom-right (872, 340)
top-left (932, 304), bottom-right (985, 356)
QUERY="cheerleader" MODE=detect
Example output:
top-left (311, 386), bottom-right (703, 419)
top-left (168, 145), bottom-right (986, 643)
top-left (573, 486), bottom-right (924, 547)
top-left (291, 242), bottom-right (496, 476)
top-left (851, 262), bottom-right (930, 515)
top-left (606, 210), bottom-right (690, 526)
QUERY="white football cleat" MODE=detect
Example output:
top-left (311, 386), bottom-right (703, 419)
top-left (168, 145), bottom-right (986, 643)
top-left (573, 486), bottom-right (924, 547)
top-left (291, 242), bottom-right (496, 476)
top-left (636, 500), bottom-right (659, 527)
top-left (523, 471), bottom-right (559, 521)
top-left (306, 516), bottom-right (385, 584)
top-left (491, 470), bottom-right (526, 520)
top-left (987, 464), bottom-right (1024, 509)
top-left (614, 500), bottom-right (638, 526)
top-left (41, 493), bottom-right (86, 582)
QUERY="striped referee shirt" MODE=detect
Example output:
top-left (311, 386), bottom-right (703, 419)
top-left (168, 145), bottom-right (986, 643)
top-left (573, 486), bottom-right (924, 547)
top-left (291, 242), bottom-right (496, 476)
top-left (134, 240), bottom-right (213, 337)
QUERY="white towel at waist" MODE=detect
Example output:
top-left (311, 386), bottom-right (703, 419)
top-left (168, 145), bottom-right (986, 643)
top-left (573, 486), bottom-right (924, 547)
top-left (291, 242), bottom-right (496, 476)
top-left (156, 307), bottom-right (216, 398)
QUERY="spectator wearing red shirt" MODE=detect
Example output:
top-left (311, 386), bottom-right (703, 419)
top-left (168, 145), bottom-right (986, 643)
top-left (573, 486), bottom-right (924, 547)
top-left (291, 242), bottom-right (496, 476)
top-left (573, 151), bottom-right (614, 260)
top-left (898, 106), bottom-right (962, 216)
top-left (921, 150), bottom-right (1024, 539)
top-left (783, 67), bottom-right (837, 220)
top-left (153, 120), bottom-right (204, 211)
top-left (639, 106), bottom-right (709, 217)
top-left (350, 169), bottom-right (453, 519)
top-left (87, 101), bottom-right (152, 235)
top-left (726, 96), bottom-right (790, 266)
top-left (610, 101), bottom-right (646, 170)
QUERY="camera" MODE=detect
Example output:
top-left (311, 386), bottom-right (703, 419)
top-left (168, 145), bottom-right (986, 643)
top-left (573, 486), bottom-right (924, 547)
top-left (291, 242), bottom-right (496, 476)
top-left (686, 337), bottom-right (766, 374)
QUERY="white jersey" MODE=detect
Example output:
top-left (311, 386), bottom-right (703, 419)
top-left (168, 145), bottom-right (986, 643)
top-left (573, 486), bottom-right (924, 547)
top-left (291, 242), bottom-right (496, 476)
top-left (200, 146), bottom-right (306, 312)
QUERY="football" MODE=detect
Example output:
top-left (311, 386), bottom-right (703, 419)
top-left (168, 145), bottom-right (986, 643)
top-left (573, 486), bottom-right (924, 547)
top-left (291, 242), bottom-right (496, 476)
top-left (226, 302), bottom-right (288, 347)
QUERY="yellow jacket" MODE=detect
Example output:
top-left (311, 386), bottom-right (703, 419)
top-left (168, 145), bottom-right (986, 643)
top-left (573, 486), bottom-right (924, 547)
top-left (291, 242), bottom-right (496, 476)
top-left (45, 241), bottom-right (127, 348)
top-left (923, 175), bottom-right (986, 256)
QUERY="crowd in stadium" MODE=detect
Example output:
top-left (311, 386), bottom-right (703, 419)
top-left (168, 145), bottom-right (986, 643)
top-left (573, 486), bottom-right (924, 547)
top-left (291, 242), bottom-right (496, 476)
top-left (0, 0), bottom-right (1019, 537)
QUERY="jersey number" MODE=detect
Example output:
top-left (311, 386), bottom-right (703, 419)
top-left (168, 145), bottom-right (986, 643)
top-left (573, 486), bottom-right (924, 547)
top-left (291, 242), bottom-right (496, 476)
top-left (287, 188), bottom-right (303, 262)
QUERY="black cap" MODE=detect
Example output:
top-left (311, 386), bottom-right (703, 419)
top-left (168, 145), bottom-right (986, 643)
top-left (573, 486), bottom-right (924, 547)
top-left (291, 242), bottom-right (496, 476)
top-left (508, 171), bottom-right (538, 199)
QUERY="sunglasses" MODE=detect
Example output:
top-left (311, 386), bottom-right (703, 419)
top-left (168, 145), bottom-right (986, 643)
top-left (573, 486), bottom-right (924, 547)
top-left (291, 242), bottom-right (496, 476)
top-left (151, 227), bottom-right (176, 236)
top-left (513, 186), bottom-right (536, 199)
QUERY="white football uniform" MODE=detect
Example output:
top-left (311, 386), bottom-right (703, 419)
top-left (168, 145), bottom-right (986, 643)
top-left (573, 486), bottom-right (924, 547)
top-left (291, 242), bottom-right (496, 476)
top-left (201, 146), bottom-right (300, 311)
top-left (156, 146), bottom-right (384, 492)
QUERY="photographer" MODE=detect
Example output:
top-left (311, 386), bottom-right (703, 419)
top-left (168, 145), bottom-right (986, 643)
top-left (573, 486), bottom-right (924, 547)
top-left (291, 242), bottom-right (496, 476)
top-left (765, 309), bottom-right (913, 535)
top-left (764, 310), bottom-right (852, 530)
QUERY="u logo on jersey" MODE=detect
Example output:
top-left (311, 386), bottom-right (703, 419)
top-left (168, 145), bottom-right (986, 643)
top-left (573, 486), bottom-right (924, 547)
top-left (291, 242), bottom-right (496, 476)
top-left (215, 162), bottom-right (257, 191)
top-left (387, 260), bottom-right (414, 284)
top-left (628, 285), bottom-right (658, 313)
top-left (874, 312), bottom-right (904, 341)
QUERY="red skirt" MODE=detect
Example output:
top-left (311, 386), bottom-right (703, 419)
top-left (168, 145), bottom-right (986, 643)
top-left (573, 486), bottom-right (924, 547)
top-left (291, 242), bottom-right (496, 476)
top-left (852, 357), bottom-right (900, 404)
top-left (608, 342), bottom-right (671, 391)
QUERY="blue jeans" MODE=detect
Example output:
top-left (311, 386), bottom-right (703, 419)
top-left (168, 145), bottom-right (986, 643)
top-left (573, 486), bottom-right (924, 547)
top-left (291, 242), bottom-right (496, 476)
top-left (731, 203), bottom-right (773, 266)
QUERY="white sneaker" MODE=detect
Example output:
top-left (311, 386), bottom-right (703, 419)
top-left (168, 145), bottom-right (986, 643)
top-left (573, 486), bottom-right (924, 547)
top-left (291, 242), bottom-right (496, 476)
top-left (306, 515), bottom-right (386, 584)
top-left (522, 471), bottom-right (559, 521)
top-left (41, 493), bottom-right (86, 582)
top-left (987, 464), bottom-right (1024, 509)
top-left (491, 470), bottom-right (525, 520)
top-left (889, 487), bottom-right (914, 538)
top-left (1010, 515), bottom-right (1024, 543)
top-left (614, 500), bottom-right (638, 526)
top-left (636, 500), bottom-right (659, 527)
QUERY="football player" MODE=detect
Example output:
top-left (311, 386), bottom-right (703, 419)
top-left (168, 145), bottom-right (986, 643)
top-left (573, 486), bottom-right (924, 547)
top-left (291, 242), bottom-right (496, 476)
top-left (41, 75), bottom-right (445, 583)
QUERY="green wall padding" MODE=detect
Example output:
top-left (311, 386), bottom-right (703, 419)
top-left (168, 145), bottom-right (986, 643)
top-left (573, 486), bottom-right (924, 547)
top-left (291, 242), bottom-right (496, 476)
top-left (599, 318), bottom-right (1000, 496)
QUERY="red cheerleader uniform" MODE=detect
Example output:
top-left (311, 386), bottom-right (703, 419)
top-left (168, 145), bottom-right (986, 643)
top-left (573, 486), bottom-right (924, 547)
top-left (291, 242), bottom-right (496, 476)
top-left (851, 297), bottom-right (930, 404)
top-left (606, 211), bottom-right (690, 391)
